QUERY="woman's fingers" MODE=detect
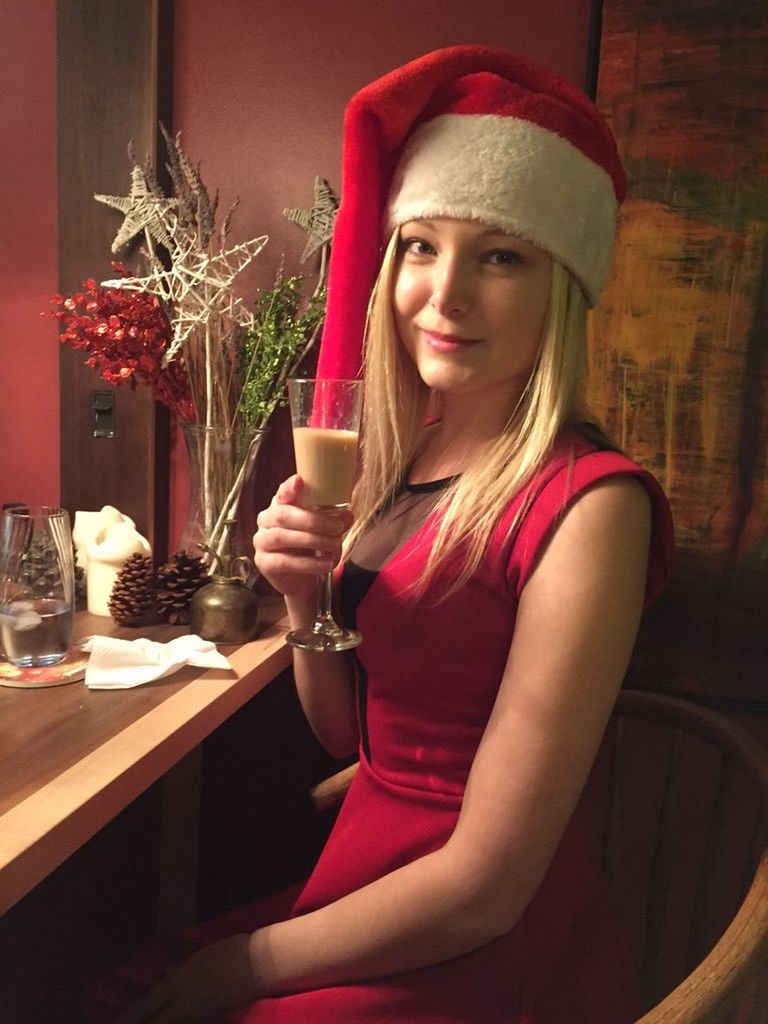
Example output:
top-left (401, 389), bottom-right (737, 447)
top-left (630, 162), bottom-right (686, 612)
top-left (260, 475), bottom-right (353, 536)
top-left (261, 551), bottom-right (335, 573)
top-left (258, 527), bottom-right (342, 556)
top-left (274, 473), bottom-right (303, 505)
top-left (256, 504), bottom-right (346, 540)
top-left (251, 476), bottom-right (352, 596)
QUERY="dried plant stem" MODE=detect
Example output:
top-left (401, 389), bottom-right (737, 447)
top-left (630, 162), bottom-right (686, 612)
top-left (318, 244), bottom-right (328, 288)
top-left (207, 432), bottom-right (264, 561)
top-left (143, 227), bottom-right (156, 263)
top-left (204, 320), bottom-right (214, 538)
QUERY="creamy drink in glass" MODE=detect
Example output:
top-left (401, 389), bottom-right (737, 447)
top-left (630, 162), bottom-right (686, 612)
top-left (291, 426), bottom-right (359, 509)
top-left (287, 379), bottom-right (363, 652)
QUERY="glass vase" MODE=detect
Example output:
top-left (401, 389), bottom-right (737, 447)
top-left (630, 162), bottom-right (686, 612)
top-left (179, 424), bottom-right (265, 567)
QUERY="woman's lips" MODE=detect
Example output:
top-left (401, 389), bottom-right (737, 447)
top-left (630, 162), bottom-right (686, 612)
top-left (421, 329), bottom-right (482, 353)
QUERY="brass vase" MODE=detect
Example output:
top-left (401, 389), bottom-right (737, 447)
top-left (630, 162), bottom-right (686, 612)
top-left (190, 575), bottom-right (260, 644)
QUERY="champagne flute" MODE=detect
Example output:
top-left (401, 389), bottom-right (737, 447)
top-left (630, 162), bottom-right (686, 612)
top-left (286, 378), bottom-right (362, 652)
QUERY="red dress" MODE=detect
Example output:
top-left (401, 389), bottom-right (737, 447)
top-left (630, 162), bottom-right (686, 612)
top-left (89, 435), bottom-right (673, 1023)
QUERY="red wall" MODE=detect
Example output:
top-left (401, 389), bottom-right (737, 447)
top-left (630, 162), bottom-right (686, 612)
top-left (0, 0), bottom-right (59, 507)
top-left (0, 0), bottom-right (593, 536)
top-left (170, 0), bottom-right (594, 544)
top-left (174, 0), bottom-right (592, 291)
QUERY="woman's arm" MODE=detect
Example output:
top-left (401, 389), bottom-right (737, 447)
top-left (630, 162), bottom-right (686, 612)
top-left (253, 475), bottom-right (359, 758)
top-left (285, 593), bottom-right (359, 758)
top-left (123, 475), bottom-right (651, 1021)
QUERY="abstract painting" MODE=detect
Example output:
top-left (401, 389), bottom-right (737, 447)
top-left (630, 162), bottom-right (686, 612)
top-left (590, 1), bottom-right (768, 704)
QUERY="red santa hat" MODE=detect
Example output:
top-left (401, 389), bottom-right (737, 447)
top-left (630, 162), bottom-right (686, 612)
top-left (317, 45), bottom-right (625, 381)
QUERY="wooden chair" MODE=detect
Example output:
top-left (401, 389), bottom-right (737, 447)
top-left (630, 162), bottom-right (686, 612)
top-left (310, 690), bottom-right (768, 1023)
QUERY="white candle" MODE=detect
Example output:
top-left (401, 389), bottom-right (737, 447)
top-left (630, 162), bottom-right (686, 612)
top-left (86, 522), bottom-right (151, 617)
top-left (73, 506), bottom-right (136, 572)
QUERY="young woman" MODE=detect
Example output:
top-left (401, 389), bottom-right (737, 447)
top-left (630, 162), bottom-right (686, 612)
top-left (112, 45), bottom-right (673, 1024)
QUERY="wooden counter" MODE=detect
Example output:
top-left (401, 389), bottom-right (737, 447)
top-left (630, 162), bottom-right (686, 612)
top-left (0, 601), bottom-right (290, 916)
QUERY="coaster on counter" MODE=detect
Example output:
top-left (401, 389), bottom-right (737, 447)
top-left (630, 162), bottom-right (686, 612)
top-left (0, 650), bottom-right (89, 689)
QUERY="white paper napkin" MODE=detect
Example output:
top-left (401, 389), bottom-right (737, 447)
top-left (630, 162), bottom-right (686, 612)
top-left (81, 634), bottom-right (233, 689)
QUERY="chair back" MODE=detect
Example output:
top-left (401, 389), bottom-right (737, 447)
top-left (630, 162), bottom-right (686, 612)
top-left (585, 690), bottom-right (768, 1023)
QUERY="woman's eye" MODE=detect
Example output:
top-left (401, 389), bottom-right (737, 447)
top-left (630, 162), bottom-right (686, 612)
top-left (401, 237), bottom-right (435, 257)
top-left (486, 249), bottom-right (522, 266)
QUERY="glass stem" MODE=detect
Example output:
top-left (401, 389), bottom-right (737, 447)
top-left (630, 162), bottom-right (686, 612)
top-left (314, 561), bottom-right (337, 633)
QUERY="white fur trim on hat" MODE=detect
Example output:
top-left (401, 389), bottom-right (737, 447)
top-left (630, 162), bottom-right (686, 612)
top-left (385, 114), bottom-right (618, 304)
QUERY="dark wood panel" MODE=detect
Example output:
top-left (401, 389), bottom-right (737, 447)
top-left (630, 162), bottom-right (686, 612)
top-left (57, 0), bottom-right (173, 558)
top-left (0, 788), bottom-right (161, 1023)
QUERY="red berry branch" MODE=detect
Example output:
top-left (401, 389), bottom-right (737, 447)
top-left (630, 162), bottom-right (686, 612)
top-left (45, 263), bottom-right (195, 421)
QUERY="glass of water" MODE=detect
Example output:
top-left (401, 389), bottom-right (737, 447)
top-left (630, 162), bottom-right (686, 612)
top-left (0, 506), bottom-right (75, 668)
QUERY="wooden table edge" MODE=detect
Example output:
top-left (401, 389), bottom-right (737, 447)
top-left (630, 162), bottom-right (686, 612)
top-left (0, 618), bottom-right (292, 916)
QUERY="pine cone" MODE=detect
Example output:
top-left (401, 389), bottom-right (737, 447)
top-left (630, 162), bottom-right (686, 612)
top-left (20, 535), bottom-right (60, 598)
top-left (109, 553), bottom-right (156, 627)
top-left (156, 551), bottom-right (209, 625)
top-left (73, 540), bottom-right (86, 598)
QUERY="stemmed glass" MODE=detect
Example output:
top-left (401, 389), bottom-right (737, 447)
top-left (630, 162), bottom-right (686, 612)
top-left (0, 506), bottom-right (75, 668)
top-left (286, 378), bottom-right (362, 652)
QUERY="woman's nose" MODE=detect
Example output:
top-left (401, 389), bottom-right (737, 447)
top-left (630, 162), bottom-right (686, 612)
top-left (430, 258), bottom-right (474, 317)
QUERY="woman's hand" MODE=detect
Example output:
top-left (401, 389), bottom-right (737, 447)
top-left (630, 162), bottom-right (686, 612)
top-left (115, 934), bottom-right (257, 1023)
top-left (252, 474), bottom-right (352, 603)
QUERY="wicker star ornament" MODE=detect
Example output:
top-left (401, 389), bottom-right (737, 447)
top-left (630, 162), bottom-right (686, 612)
top-left (101, 235), bottom-right (268, 363)
top-left (94, 129), bottom-right (268, 366)
top-left (283, 176), bottom-right (339, 263)
top-left (95, 165), bottom-right (177, 253)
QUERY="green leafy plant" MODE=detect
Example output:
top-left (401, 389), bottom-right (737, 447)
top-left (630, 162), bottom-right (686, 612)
top-left (238, 273), bottom-right (327, 460)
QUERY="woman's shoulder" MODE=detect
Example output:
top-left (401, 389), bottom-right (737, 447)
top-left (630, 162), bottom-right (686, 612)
top-left (503, 424), bottom-right (674, 608)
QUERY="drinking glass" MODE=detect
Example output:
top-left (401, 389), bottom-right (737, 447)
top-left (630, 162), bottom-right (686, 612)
top-left (286, 378), bottom-right (362, 652)
top-left (0, 506), bottom-right (75, 668)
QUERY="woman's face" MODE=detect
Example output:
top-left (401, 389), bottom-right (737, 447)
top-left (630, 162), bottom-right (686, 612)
top-left (393, 218), bottom-right (553, 401)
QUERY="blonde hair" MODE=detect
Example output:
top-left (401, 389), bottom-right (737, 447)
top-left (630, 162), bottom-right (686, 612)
top-left (344, 227), bottom-right (606, 599)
